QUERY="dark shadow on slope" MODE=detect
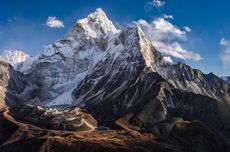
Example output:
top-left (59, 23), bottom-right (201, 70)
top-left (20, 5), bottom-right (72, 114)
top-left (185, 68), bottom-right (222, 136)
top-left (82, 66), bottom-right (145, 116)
top-left (0, 60), bottom-right (41, 110)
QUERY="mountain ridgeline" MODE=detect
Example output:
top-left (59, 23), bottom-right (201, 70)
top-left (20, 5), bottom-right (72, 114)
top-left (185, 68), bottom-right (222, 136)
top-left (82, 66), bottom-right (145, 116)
top-left (0, 8), bottom-right (230, 152)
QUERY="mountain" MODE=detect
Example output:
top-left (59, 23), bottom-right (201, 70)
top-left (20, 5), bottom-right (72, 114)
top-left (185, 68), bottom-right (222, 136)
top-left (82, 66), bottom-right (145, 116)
top-left (0, 8), bottom-right (119, 107)
top-left (0, 8), bottom-right (230, 152)
top-left (24, 8), bottom-right (119, 106)
top-left (69, 10), bottom-right (230, 127)
top-left (0, 61), bottom-right (40, 109)
top-left (158, 63), bottom-right (230, 103)
top-left (2, 8), bottom-right (230, 107)
top-left (67, 9), bottom-right (230, 140)
top-left (72, 25), bottom-right (166, 119)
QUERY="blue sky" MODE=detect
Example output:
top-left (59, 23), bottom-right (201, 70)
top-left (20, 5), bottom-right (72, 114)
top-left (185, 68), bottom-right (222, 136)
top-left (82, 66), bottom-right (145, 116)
top-left (0, 0), bottom-right (230, 76)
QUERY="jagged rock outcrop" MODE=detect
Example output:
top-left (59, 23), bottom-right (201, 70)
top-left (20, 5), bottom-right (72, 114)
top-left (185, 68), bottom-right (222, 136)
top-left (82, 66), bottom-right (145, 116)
top-left (114, 84), bottom-right (230, 137)
top-left (158, 63), bottom-right (230, 103)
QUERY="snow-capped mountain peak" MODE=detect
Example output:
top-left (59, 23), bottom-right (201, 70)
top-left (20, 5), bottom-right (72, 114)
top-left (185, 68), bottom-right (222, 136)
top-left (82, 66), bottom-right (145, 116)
top-left (63, 8), bottom-right (119, 45)
top-left (68, 8), bottom-right (118, 39)
top-left (0, 50), bottom-right (30, 69)
top-left (25, 8), bottom-right (121, 106)
top-left (42, 8), bottom-right (119, 59)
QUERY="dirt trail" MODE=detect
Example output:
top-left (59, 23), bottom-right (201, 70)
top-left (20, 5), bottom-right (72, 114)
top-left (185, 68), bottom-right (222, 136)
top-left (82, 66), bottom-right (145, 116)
top-left (3, 109), bottom-right (35, 130)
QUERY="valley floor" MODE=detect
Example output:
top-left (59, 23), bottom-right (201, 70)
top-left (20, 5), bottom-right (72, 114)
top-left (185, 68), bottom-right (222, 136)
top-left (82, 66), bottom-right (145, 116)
top-left (1, 108), bottom-right (230, 152)
top-left (0, 108), bottom-right (171, 152)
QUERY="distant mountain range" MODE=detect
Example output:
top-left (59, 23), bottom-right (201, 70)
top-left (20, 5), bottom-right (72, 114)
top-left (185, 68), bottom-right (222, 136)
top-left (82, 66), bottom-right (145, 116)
top-left (0, 8), bottom-right (230, 152)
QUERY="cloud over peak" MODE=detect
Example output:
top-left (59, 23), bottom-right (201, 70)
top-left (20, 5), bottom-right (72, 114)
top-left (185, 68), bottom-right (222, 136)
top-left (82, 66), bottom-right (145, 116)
top-left (162, 14), bottom-right (174, 19)
top-left (136, 16), bottom-right (202, 61)
top-left (46, 17), bottom-right (64, 28)
top-left (163, 56), bottom-right (173, 63)
top-left (183, 26), bottom-right (191, 32)
top-left (149, 0), bottom-right (165, 8)
top-left (220, 38), bottom-right (230, 67)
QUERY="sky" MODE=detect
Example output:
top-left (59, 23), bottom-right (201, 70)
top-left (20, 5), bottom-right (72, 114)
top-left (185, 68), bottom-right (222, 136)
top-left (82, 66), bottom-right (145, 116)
top-left (0, 0), bottom-right (230, 76)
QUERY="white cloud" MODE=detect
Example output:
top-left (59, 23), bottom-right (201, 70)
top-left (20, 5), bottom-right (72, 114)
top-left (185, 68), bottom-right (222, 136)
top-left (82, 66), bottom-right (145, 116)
top-left (163, 14), bottom-right (174, 19)
top-left (220, 38), bottom-right (230, 67)
top-left (183, 26), bottom-right (191, 32)
top-left (155, 41), bottom-right (201, 61)
top-left (149, 0), bottom-right (165, 8)
top-left (46, 17), bottom-right (64, 28)
top-left (136, 19), bottom-right (186, 41)
top-left (135, 17), bottom-right (202, 61)
top-left (163, 56), bottom-right (173, 63)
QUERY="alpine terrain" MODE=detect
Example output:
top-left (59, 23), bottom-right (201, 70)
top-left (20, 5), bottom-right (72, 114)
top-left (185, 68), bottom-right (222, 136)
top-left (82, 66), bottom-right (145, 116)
top-left (0, 8), bottom-right (230, 152)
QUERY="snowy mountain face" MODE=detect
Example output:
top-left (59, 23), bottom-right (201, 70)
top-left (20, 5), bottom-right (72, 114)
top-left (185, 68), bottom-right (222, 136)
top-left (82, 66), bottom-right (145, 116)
top-left (73, 26), bottom-right (165, 107)
top-left (24, 8), bottom-right (119, 106)
top-left (0, 50), bottom-right (30, 70)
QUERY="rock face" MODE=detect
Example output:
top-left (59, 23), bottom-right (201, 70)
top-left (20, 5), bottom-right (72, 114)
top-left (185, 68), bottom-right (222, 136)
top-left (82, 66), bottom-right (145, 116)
top-left (73, 26), bottom-right (165, 119)
top-left (0, 61), bottom-right (40, 108)
top-left (158, 63), bottom-right (230, 103)
top-left (115, 85), bottom-right (230, 136)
